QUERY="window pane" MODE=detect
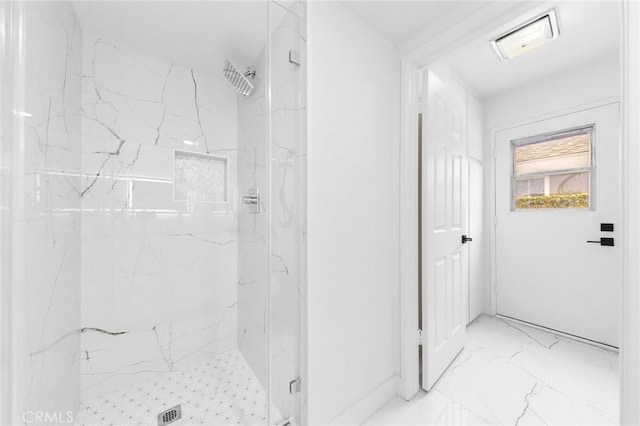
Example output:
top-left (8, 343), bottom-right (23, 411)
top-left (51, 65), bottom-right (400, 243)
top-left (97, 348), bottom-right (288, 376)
top-left (548, 171), bottom-right (590, 195)
top-left (515, 177), bottom-right (544, 197)
top-left (514, 129), bottom-right (591, 175)
top-left (512, 127), bottom-right (592, 210)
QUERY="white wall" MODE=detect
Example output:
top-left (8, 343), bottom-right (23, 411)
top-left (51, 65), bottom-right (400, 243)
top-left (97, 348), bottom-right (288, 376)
top-left (484, 55), bottom-right (620, 131)
top-left (307, 2), bottom-right (400, 424)
top-left (467, 92), bottom-right (484, 323)
top-left (467, 94), bottom-right (483, 162)
top-left (483, 54), bottom-right (620, 314)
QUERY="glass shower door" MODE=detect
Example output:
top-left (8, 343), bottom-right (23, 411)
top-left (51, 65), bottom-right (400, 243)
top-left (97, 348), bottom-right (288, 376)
top-left (268, 1), bottom-right (306, 424)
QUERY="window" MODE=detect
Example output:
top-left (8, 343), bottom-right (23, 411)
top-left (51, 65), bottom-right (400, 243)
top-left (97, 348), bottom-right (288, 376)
top-left (512, 126), bottom-right (593, 210)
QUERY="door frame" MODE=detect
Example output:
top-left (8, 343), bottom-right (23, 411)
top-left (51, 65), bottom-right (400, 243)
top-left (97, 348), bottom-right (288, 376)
top-left (398, 1), bottom-right (640, 424)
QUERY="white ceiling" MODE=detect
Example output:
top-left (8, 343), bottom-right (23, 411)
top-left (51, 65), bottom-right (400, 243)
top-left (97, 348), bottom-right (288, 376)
top-left (72, 1), bottom-right (620, 99)
top-left (72, 1), bottom-right (486, 73)
top-left (72, 1), bottom-right (269, 73)
top-left (340, 1), bottom-right (488, 47)
top-left (444, 1), bottom-right (620, 99)
top-left (343, 1), bottom-right (620, 100)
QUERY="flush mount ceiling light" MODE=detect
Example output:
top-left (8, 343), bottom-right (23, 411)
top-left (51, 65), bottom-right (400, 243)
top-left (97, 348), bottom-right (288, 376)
top-left (491, 10), bottom-right (559, 60)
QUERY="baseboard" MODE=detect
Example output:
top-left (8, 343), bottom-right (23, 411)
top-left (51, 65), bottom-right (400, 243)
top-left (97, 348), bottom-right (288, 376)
top-left (496, 314), bottom-right (619, 352)
top-left (331, 375), bottom-right (399, 425)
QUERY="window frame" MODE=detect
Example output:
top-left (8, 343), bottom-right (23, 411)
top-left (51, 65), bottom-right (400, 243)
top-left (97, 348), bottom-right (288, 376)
top-left (510, 124), bottom-right (596, 211)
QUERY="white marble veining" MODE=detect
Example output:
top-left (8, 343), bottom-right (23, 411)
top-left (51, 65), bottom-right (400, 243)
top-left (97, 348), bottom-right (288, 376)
top-left (19, 1), bottom-right (83, 417)
top-left (80, 32), bottom-right (240, 400)
top-left (365, 315), bottom-right (618, 426)
top-left (75, 349), bottom-right (277, 426)
top-left (80, 310), bottom-right (238, 399)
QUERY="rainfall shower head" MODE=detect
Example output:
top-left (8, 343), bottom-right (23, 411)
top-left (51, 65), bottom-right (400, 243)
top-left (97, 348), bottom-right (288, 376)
top-left (223, 59), bottom-right (255, 97)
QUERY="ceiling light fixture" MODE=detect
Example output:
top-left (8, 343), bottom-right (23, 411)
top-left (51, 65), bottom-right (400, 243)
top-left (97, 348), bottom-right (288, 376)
top-left (490, 10), bottom-right (559, 60)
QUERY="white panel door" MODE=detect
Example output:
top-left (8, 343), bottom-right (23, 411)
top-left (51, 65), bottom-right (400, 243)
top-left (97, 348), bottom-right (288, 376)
top-left (421, 69), bottom-right (468, 391)
top-left (496, 103), bottom-right (620, 347)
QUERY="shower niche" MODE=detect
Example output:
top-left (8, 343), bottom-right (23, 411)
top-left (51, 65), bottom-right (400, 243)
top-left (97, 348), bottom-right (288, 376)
top-left (174, 151), bottom-right (229, 203)
top-left (0, 1), bottom-right (306, 425)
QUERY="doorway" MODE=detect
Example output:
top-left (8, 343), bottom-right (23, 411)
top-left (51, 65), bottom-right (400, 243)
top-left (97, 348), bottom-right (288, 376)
top-left (397, 0), bottom-right (633, 423)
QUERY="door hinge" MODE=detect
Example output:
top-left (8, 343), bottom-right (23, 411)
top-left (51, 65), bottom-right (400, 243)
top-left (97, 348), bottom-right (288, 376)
top-left (289, 377), bottom-right (301, 394)
top-left (289, 49), bottom-right (301, 66)
top-left (418, 329), bottom-right (424, 346)
top-left (417, 96), bottom-right (424, 113)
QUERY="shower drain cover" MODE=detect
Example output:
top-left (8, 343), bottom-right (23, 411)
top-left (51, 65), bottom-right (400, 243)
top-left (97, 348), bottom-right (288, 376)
top-left (158, 405), bottom-right (182, 426)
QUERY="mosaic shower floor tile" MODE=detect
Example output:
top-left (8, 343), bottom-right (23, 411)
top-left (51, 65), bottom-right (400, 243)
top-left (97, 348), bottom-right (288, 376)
top-left (75, 349), bottom-right (276, 426)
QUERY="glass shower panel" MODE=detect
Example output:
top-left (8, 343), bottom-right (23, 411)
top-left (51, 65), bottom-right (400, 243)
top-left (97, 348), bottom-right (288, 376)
top-left (1, 2), bottom-right (83, 423)
top-left (269, 2), bottom-right (306, 424)
top-left (236, 1), bottom-right (272, 423)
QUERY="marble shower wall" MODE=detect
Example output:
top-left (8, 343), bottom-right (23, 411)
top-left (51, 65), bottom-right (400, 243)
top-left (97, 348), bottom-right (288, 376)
top-left (79, 32), bottom-right (240, 400)
top-left (238, 2), bottom-right (306, 422)
top-left (17, 1), bottom-right (82, 418)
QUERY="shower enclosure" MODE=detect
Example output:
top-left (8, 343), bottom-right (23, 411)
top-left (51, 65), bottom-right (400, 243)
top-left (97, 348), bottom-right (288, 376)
top-left (0, 1), bottom-right (306, 425)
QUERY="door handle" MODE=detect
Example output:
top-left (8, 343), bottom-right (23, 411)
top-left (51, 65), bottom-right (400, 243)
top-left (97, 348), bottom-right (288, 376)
top-left (461, 235), bottom-right (473, 244)
top-left (586, 237), bottom-right (615, 246)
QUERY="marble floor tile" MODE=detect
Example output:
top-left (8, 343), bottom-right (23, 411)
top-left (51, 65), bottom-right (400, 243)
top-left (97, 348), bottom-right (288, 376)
top-left (75, 349), bottom-right (277, 426)
top-left (365, 315), bottom-right (618, 426)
